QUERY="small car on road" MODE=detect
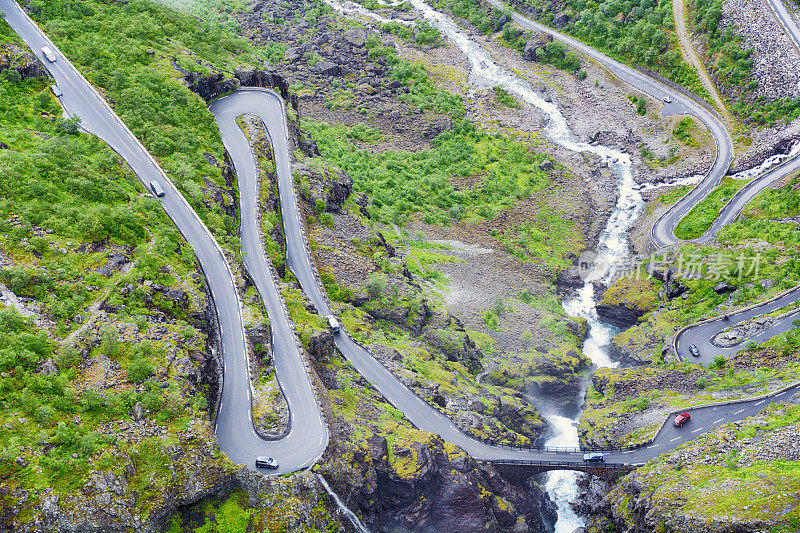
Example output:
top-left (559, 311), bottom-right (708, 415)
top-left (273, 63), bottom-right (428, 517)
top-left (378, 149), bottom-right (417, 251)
top-left (688, 344), bottom-right (700, 357)
top-left (662, 95), bottom-right (672, 103)
top-left (255, 456), bottom-right (279, 469)
top-left (582, 452), bottom-right (605, 463)
top-left (50, 85), bottom-right (63, 98)
top-left (673, 412), bottom-right (691, 427)
top-left (149, 180), bottom-right (165, 197)
top-left (41, 46), bottom-right (57, 62)
top-left (326, 314), bottom-right (341, 333)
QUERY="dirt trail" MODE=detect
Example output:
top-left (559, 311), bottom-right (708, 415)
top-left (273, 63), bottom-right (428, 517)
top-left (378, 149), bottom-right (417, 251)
top-left (673, 0), bottom-right (735, 127)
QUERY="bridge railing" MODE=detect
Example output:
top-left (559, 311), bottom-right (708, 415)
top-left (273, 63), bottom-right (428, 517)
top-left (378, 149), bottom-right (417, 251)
top-left (488, 459), bottom-right (634, 469)
top-left (472, 437), bottom-right (644, 454)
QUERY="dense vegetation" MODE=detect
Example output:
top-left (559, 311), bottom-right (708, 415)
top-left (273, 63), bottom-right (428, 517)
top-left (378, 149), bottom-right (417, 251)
top-left (456, 0), bottom-right (709, 98)
top-left (0, 37), bottom-right (226, 517)
top-left (24, 0), bottom-right (275, 254)
top-left (673, 177), bottom-right (749, 239)
top-left (691, 0), bottom-right (800, 126)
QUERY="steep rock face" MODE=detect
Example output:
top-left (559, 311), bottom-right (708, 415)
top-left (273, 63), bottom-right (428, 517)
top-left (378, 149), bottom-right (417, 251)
top-left (327, 435), bottom-right (557, 532)
top-left (295, 161), bottom-right (354, 213)
top-left (595, 303), bottom-right (644, 329)
top-left (423, 314), bottom-right (484, 373)
top-left (0, 43), bottom-right (48, 80)
top-left (362, 299), bottom-right (433, 336)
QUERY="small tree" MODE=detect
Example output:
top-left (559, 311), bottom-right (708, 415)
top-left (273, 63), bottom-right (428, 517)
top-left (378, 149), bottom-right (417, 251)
top-left (365, 272), bottom-right (387, 300)
top-left (709, 355), bottom-right (727, 370)
top-left (56, 115), bottom-right (82, 135)
top-left (127, 358), bottom-right (154, 384)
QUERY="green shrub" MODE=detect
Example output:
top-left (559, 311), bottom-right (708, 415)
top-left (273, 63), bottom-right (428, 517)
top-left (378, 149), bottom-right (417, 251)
top-left (709, 354), bottom-right (727, 369)
top-left (365, 272), bottom-right (388, 300)
top-left (35, 405), bottom-right (57, 426)
top-left (127, 358), bottom-right (155, 384)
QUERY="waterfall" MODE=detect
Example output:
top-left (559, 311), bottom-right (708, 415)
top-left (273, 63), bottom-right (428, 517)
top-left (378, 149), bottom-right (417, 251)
top-left (316, 474), bottom-right (372, 533)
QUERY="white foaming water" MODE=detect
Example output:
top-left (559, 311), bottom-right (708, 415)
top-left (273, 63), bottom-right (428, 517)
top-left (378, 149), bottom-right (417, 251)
top-left (344, 0), bottom-right (642, 529)
top-left (728, 140), bottom-right (800, 180)
top-left (323, 0), bottom-right (415, 24)
top-left (543, 415), bottom-right (584, 533)
top-left (638, 173), bottom-right (703, 193)
top-left (317, 474), bottom-right (372, 533)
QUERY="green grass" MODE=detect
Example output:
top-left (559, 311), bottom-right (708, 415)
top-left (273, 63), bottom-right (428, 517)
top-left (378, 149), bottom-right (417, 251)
top-left (493, 85), bottom-right (521, 108)
top-left (673, 117), bottom-right (699, 146)
top-left (658, 184), bottom-right (693, 207)
top-left (674, 178), bottom-right (749, 239)
top-left (24, 0), bottom-right (277, 255)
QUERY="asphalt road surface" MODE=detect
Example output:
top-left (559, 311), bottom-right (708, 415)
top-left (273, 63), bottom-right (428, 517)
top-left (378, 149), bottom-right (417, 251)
top-left (210, 95), bottom-right (328, 474)
top-left (480, 0), bottom-right (800, 362)
top-left (768, 0), bottom-right (800, 53)
top-left (6, 2), bottom-right (799, 473)
top-left (676, 287), bottom-right (800, 365)
top-left (1, 0), bottom-right (325, 474)
top-left (216, 90), bottom-right (800, 468)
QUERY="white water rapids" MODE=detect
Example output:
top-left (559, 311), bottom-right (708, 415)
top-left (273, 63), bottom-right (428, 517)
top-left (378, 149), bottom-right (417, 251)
top-left (320, 0), bottom-right (788, 528)
top-left (321, 0), bottom-right (644, 528)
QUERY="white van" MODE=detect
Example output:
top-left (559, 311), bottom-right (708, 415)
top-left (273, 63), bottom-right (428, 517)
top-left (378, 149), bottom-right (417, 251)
top-left (326, 314), bottom-right (341, 333)
top-left (41, 46), bottom-right (57, 62)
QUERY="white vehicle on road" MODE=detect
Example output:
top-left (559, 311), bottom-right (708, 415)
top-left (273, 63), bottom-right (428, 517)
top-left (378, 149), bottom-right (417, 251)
top-left (662, 95), bottom-right (672, 103)
top-left (326, 314), bottom-right (341, 333)
top-left (41, 46), bottom-right (56, 62)
top-left (49, 85), bottom-right (62, 97)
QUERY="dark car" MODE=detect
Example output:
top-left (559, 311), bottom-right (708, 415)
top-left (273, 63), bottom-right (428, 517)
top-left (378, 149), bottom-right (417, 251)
top-left (688, 344), bottom-right (700, 357)
top-left (673, 412), bottom-right (691, 427)
top-left (149, 180), bottom-right (165, 197)
top-left (582, 452), bottom-right (605, 463)
top-left (255, 456), bottom-right (278, 469)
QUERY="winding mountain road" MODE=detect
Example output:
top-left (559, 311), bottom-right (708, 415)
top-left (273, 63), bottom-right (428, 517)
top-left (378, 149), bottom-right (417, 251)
top-left (478, 0), bottom-right (795, 249)
top-left (213, 89), bottom-right (800, 470)
top-left (5, 0), bottom-right (800, 475)
top-left (476, 0), bottom-right (800, 363)
top-left (1, 0), bottom-right (325, 474)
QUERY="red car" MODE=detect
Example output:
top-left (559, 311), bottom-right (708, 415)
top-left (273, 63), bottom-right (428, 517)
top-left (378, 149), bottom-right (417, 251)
top-left (673, 412), bottom-right (691, 427)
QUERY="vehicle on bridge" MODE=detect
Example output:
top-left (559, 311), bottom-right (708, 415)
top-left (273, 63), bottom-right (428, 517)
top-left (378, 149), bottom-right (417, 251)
top-left (582, 452), bottom-right (605, 463)
top-left (673, 412), bottom-right (691, 427)
top-left (255, 456), bottom-right (279, 469)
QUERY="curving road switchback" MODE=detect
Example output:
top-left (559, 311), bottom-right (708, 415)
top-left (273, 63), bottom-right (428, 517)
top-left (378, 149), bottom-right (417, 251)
top-left (1, 0), bottom-right (326, 474)
top-left (213, 89), bottom-right (800, 470)
top-left (6, 0), bottom-right (800, 475)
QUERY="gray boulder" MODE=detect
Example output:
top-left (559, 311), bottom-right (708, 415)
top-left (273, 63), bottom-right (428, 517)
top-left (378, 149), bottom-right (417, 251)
top-left (38, 358), bottom-right (58, 376)
top-left (314, 61), bottom-right (341, 77)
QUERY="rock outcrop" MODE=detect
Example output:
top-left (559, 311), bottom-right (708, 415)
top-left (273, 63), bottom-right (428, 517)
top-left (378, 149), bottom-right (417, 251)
top-left (325, 434), bottom-right (557, 532)
top-left (0, 43), bottom-right (48, 80)
top-left (595, 302), bottom-right (644, 329)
